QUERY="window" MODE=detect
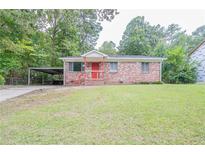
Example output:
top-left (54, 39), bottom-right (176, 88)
top-left (69, 62), bottom-right (84, 72)
top-left (110, 62), bottom-right (118, 72)
top-left (141, 62), bottom-right (149, 73)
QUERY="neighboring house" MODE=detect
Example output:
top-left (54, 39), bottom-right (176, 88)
top-left (189, 40), bottom-right (205, 82)
top-left (60, 50), bottom-right (165, 86)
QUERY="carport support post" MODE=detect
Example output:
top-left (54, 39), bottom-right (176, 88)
top-left (160, 61), bottom-right (162, 82)
top-left (28, 68), bottom-right (31, 85)
top-left (63, 61), bottom-right (65, 85)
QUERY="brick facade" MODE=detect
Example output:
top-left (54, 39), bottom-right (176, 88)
top-left (64, 62), bottom-right (161, 86)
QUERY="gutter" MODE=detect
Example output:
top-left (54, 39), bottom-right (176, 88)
top-left (59, 57), bottom-right (167, 62)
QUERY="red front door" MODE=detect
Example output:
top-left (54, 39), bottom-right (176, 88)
top-left (92, 63), bottom-right (100, 79)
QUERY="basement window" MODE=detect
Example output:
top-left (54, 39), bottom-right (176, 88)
top-left (141, 62), bottom-right (149, 73)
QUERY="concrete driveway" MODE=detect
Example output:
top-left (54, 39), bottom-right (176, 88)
top-left (0, 86), bottom-right (55, 102)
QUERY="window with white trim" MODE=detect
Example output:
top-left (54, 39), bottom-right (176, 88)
top-left (69, 62), bottom-right (84, 72)
top-left (141, 62), bottom-right (149, 73)
top-left (110, 62), bottom-right (118, 72)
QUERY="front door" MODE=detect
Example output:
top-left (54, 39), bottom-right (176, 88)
top-left (92, 63), bottom-right (100, 79)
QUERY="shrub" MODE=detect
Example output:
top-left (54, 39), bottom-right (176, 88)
top-left (163, 47), bottom-right (197, 83)
top-left (0, 74), bottom-right (5, 85)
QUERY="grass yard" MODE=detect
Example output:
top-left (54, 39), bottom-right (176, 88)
top-left (1, 84), bottom-right (205, 144)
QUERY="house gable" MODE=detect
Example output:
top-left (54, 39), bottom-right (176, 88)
top-left (81, 50), bottom-right (108, 58)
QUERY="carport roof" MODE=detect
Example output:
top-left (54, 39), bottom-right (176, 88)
top-left (29, 67), bottom-right (63, 75)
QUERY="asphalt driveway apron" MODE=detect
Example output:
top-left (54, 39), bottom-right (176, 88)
top-left (0, 86), bottom-right (51, 102)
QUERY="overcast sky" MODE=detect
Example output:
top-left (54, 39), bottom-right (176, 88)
top-left (96, 10), bottom-right (205, 48)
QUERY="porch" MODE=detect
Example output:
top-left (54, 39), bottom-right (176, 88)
top-left (62, 51), bottom-right (109, 85)
top-left (68, 61), bottom-right (108, 86)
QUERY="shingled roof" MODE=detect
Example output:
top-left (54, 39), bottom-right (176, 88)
top-left (108, 54), bottom-right (164, 59)
top-left (60, 50), bottom-right (166, 61)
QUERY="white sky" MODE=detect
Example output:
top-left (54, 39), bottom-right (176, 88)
top-left (96, 10), bottom-right (205, 48)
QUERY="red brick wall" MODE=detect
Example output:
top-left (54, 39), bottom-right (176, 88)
top-left (64, 62), bottom-right (160, 85)
top-left (64, 62), bottom-right (80, 85)
top-left (105, 62), bottom-right (160, 84)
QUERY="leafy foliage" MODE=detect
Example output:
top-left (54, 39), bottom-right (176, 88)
top-left (118, 17), bottom-right (205, 55)
top-left (192, 25), bottom-right (205, 38)
top-left (0, 11), bottom-right (203, 84)
top-left (98, 41), bottom-right (117, 54)
top-left (118, 16), bottom-right (204, 83)
top-left (97, 9), bottom-right (119, 21)
top-left (0, 10), bottom-right (39, 79)
top-left (0, 9), bottom-right (118, 84)
top-left (163, 47), bottom-right (197, 83)
top-left (0, 74), bottom-right (5, 85)
top-left (118, 16), bottom-right (164, 55)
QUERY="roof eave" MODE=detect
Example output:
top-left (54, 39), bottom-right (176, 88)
top-left (60, 57), bottom-right (166, 62)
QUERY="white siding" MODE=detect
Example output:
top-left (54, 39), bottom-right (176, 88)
top-left (190, 42), bottom-right (205, 82)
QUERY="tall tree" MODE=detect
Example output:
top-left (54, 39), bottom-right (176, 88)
top-left (77, 10), bottom-right (102, 53)
top-left (98, 41), bottom-right (117, 54)
top-left (192, 25), bottom-right (205, 38)
top-left (37, 10), bottom-right (79, 66)
top-left (164, 24), bottom-right (186, 45)
top-left (97, 9), bottom-right (119, 21)
top-left (37, 9), bottom-right (119, 66)
top-left (0, 9), bottom-right (119, 83)
top-left (0, 10), bottom-right (40, 79)
top-left (189, 25), bottom-right (205, 51)
top-left (118, 16), bottom-right (164, 55)
top-left (164, 24), bottom-right (205, 52)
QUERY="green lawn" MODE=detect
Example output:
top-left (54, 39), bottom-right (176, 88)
top-left (1, 84), bottom-right (205, 144)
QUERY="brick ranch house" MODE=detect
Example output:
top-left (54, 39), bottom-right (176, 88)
top-left (60, 50), bottom-right (166, 86)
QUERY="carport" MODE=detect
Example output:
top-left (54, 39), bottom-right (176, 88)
top-left (28, 67), bottom-right (64, 85)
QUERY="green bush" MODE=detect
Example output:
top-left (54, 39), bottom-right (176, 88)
top-left (0, 74), bottom-right (5, 85)
top-left (163, 47), bottom-right (197, 83)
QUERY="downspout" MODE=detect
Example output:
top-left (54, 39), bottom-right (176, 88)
top-left (160, 61), bottom-right (162, 82)
top-left (28, 68), bottom-right (31, 85)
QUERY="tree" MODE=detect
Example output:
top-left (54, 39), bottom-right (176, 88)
top-left (163, 24), bottom-right (205, 53)
top-left (97, 9), bottom-right (119, 21)
top-left (0, 9), bottom-right (119, 83)
top-left (189, 25), bottom-right (205, 51)
top-left (153, 39), bottom-right (168, 57)
top-left (163, 47), bottom-right (197, 83)
top-left (37, 9), bottom-right (119, 66)
top-left (118, 16), bottom-right (164, 55)
top-left (0, 74), bottom-right (5, 85)
top-left (164, 24), bottom-right (186, 44)
top-left (36, 10), bottom-right (78, 66)
top-left (0, 10), bottom-right (40, 80)
top-left (192, 25), bottom-right (205, 38)
top-left (98, 41), bottom-right (117, 54)
top-left (77, 10), bottom-right (102, 53)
